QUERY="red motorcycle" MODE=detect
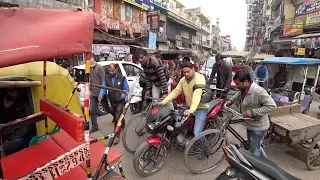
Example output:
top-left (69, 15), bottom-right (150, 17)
top-left (133, 88), bottom-right (226, 176)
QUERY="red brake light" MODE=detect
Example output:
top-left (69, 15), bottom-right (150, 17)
top-left (222, 145), bottom-right (232, 164)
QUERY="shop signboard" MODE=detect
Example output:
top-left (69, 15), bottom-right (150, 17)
top-left (295, 0), bottom-right (320, 16)
top-left (147, 10), bottom-right (160, 32)
top-left (283, 22), bottom-right (304, 36)
top-left (148, 32), bottom-right (157, 49)
top-left (297, 48), bottom-right (306, 55)
top-left (306, 11), bottom-right (320, 25)
top-left (123, 0), bottom-right (154, 11)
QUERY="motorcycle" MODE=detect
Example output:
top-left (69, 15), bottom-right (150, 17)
top-left (133, 90), bottom-right (225, 177)
top-left (216, 144), bottom-right (300, 180)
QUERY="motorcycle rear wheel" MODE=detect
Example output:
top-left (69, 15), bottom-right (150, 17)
top-left (184, 129), bottom-right (226, 174)
top-left (133, 141), bottom-right (169, 177)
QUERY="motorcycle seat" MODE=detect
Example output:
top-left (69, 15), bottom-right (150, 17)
top-left (239, 149), bottom-right (301, 180)
top-left (208, 100), bottom-right (221, 113)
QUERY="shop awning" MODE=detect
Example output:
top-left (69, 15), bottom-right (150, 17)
top-left (272, 39), bottom-right (295, 43)
top-left (294, 33), bottom-right (320, 39)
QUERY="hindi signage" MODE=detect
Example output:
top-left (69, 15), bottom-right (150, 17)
top-left (295, 0), bottom-right (320, 16)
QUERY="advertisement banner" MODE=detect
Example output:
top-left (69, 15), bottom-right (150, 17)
top-left (306, 11), bottom-right (320, 25)
top-left (147, 10), bottom-right (160, 32)
top-left (283, 22), bottom-right (304, 36)
top-left (148, 32), bottom-right (157, 49)
top-left (113, 0), bottom-right (121, 20)
top-left (295, 0), bottom-right (320, 16)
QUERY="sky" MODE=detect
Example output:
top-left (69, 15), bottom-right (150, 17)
top-left (183, 0), bottom-right (247, 51)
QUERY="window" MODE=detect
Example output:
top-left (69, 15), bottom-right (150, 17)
top-left (123, 64), bottom-right (141, 76)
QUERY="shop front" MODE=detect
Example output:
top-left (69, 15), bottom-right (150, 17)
top-left (92, 44), bottom-right (131, 61)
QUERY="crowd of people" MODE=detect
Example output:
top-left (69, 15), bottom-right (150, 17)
top-left (86, 50), bottom-right (292, 159)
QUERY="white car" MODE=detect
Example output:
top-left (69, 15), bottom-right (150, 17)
top-left (72, 61), bottom-right (143, 116)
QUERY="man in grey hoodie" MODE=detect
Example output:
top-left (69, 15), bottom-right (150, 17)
top-left (227, 70), bottom-right (276, 159)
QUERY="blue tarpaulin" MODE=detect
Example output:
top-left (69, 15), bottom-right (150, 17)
top-left (263, 57), bottom-right (320, 65)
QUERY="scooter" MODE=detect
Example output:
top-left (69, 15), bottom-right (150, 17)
top-left (130, 72), bottom-right (175, 114)
top-left (216, 144), bottom-right (300, 180)
top-left (130, 74), bottom-right (145, 114)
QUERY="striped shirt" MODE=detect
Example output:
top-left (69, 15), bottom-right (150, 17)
top-left (142, 56), bottom-right (168, 94)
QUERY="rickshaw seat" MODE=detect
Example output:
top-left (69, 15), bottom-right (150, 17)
top-left (1, 137), bottom-right (65, 180)
top-left (40, 98), bottom-right (84, 142)
top-left (51, 130), bottom-right (122, 174)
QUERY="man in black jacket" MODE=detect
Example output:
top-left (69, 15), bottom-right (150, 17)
top-left (99, 63), bottom-right (129, 144)
top-left (208, 54), bottom-right (233, 98)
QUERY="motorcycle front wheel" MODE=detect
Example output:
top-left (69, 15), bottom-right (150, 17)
top-left (130, 102), bottom-right (143, 114)
top-left (133, 141), bottom-right (169, 177)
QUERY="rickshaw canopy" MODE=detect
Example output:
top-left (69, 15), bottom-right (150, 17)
top-left (251, 54), bottom-right (275, 60)
top-left (0, 7), bottom-right (94, 68)
top-left (263, 57), bottom-right (320, 65)
top-left (221, 51), bottom-right (251, 58)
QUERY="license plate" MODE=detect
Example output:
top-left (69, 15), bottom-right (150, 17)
top-left (210, 85), bottom-right (216, 89)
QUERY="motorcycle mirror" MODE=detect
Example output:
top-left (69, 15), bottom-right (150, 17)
top-left (167, 125), bottom-right (174, 131)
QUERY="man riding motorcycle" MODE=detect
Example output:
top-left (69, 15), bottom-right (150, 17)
top-left (253, 62), bottom-right (269, 87)
top-left (160, 61), bottom-right (208, 137)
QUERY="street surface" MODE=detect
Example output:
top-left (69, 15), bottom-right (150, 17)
top-left (92, 98), bottom-right (320, 180)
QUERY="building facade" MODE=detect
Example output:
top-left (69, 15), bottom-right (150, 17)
top-left (260, 0), bottom-right (320, 57)
top-left (184, 7), bottom-right (212, 54)
top-left (245, 0), bottom-right (264, 53)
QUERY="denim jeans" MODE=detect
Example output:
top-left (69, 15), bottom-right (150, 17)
top-left (193, 108), bottom-right (209, 136)
top-left (90, 95), bottom-right (99, 129)
top-left (247, 129), bottom-right (268, 159)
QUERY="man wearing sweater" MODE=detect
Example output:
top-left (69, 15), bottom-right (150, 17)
top-left (138, 49), bottom-right (168, 99)
top-left (227, 70), bottom-right (276, 159)
top-left (161, 62), bottom-right (209, 136)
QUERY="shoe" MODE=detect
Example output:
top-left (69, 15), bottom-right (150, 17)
top-left (89, 127), bottom-right (99, 133)
top-left (113, 137), bottom-right (120, 144)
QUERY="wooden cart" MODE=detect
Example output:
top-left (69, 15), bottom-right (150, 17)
top-left (270, 104), bottom-right (320, 170)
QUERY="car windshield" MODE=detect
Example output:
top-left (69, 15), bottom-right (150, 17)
top-left (207, 59), bottom-right (216, 68)
top-left (73, 68), bottom-right (85, 82)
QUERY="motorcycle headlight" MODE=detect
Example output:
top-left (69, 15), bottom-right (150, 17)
top-left (148, 123), bottom-right (156, 130)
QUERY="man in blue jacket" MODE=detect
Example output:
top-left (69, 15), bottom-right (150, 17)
top-left (99, 63), bottom-right (129, 144)
top-left (253, 62), bottom-right (269, 86)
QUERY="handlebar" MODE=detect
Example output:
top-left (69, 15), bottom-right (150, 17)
top-left (171, 109), bottom-right (194, 117)
top-left (209, 86), bottom-right (226, 92)
top-left (223, 104), bottom-right (254, 121)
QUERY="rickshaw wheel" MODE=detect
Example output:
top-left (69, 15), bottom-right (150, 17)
top-left (184, 129), bottom-right (226, 174)
top-left (306, 135), bottom-right (320, 170)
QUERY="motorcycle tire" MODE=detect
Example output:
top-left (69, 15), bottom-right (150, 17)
top-left (133, 141), bottom-right (169, 177)
top-left (215, 171), bottom-right (246, 180)
top-left (96, 102), bottom-right (108, 116)
top-left (130, 102), bottom-right (143, 114)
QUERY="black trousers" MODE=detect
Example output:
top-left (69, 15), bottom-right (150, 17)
top-left (110, 101), bottom-right (126, 137)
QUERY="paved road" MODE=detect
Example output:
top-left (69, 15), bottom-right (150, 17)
top-left (92, 99), bottom-right (320, 180)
